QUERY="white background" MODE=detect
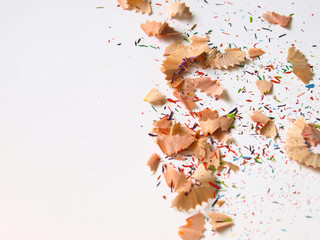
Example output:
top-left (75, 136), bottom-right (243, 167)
top-left (0, 0), bottom-right (319, 239)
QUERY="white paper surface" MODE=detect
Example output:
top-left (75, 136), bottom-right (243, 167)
top-left (0, 0), bottom-right (319, 239)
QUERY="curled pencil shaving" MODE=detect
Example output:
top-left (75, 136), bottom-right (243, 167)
top-left (147, 153), bottom-right (160, 172)
top-left (186, 137), bottom-right (220, 168)
top-left (285, 117), bottom-right (320, 168)
top-left (263, 11), bottom-right (292, 27)
top-left (208, 212), bottom-right (233, 231)
top-left (248, 48), bottom-right (265, 58)
top-left (144, 88), bottom-right (167, 105)
top-left (156, 122), bottom-right (196, 156)
top-left (194, 76), bottom-right (224, 98)
top-left (163, 163), bottom-right (192, 193)
top-left (256, 79), bottom-right (273, 94)
top-left (165, 1), bottom-right (192, 19)
top-left (301, 123), bottom-right (320, 147)
top-left (205, 48), bottom-right (246, 70)
top-left (117, 0), bottom-right (152, 15)
top-left (287, 46), bottom-right (312, 83)
top-left (140, 20), bottom-right (180, 37)
top-left (153, 116), bottom-right (171, 130)
top-left (200, 115), bottom-right (234, 136)
top-left (171, 164), bottom-right (216, 211)
top-left (250, 111), bottom-right (277, 138)
top-left (178, 212), bottom-right (205, 240)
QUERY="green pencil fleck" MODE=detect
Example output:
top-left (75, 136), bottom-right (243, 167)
top-left (152, 106), bottom-right (157, 112)
top-left (183, 37), bottom-right (190, 43)
top-left (209, 166), bottom-right (217, 172)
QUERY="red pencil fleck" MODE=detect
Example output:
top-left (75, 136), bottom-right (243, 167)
top-left (167, 98), bottom-right (178, 103)
top-left (209, 182), bottom-right (221, 189)
top-left (271, 79), bottom-right (280, 84)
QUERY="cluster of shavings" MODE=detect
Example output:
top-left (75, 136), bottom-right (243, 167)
top-left (147, 110), bottom-right (239, 213)
top-left (135, 1), bottom-right (320, 239)
top-left (160, 35), bottom-right (246, 85)
top-left (178, 211), bottom-right (234, 240)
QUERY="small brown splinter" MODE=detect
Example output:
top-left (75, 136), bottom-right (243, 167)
top-left (147, 153), bottom-right (160, 172)
top-left (248, 48), bottom-right (265, 58)
top-left (217, 200), bottom-right (225, 207)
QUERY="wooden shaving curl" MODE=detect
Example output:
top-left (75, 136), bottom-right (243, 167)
top-left (263, 11), bottom-right (292, 27)
top-left (117, 0), bottom-right (152, 15)
top-left (256, 79), bottom-right (273, 95)
top-left (163, 163), bottom-right (192, 193)
top-left (144, 88), bottom-right (167, 105)
top-left (194, 76), bottom-right (224, 98)
top-left (250, 111), bottom-right (277, 138)
top-left (178, 212), bottom-right (205, 240)
top-left (205, 48), bottom-right (246, 70)
top-left (287, 46), bottom-right (313, 83)
top-left (208, 212), bottom-right (233, 231)
top-left (147, 153), bottom-right (160, 172)
top-left (140, 20), bottom-right (180, 38)
top-left (165, 1), bottom-right (192, 19)
top-left (156, 122), bottom-right (196, 157)
top-left (285, 117), bottom-right (320, 168)
top-left (248, 48), bottom-right (265, 58)
top-left (171, 164), bottom-right (216, 211)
